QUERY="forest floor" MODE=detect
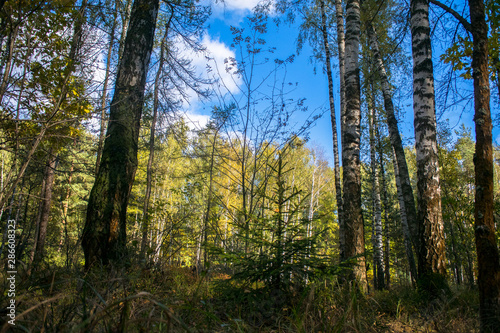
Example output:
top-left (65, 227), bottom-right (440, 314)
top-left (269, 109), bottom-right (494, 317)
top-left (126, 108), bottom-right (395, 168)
top-left (0, 262), bottom-right (479, 332)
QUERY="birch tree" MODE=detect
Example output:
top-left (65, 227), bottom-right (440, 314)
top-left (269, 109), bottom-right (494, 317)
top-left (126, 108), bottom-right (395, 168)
top-left (410, 0), bottom-right (447, 285)
top-left (343, 0), bottom-right (367, 290)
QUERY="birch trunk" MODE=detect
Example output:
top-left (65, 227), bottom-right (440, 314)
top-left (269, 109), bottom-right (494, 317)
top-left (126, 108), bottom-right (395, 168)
top-left (376, 132), bottom-right (391, 288)
top-left (343, 0), bottom-right (367, 291)
top-left (469, 0), bottom-right (500, 330)
top-left (82, 0), bottom-right (160, 268)
top-left (410, 0), bottom-right (447, 280)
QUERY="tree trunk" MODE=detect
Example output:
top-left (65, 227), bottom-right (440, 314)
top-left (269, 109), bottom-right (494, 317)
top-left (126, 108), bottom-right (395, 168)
top-left (320, 0), bottom-right (344, 266)
top-left (59, 163), bottom-right (73, 254)
top-left (82, 0), bottom-right (160, 268)
top-left (410, 0), bottom-right (447, 281)
top-left (119, 0), bottom-right (133, 61)
top-left (343, 0), bottom-right (367, 291)
top-left (32, 152), bottom-right (57, 265)
top-left (0, 23), bottom-right (18, 104)
top-left (335, 0), bottom-right (346, 263)
top-left (368, 93), bottom-right (385, 290)
top-left (391, 147), bottom-right (418, 284)
top-left (376, 131), bottom-right (391, 288)
top-left (202, 129), bottom-right (219, 269)
top-left (366, 23), bottom-right (419, 257)
top-left (469, 0), bottom-right (500, 330)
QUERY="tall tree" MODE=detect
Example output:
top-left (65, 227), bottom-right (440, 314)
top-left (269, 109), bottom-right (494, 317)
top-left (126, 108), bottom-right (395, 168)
top-left (343, 0), bottom-right (367, 290)
top-left (375, 126), bottom-right (391, 288)
top-left (335, 0), bottom-right (347, 262)
top-left (82, 0), bottom-right (160, 268)
top-left (469, 0), bottom-right (500, 330)
top-left (410, 0), bottom-right (447, 284)
top-left (368, 89), bottom-right (385, 290)
top-left (366, 22), bottom-right (418, 283)
top-left (318, 0), bottom-right (343, 267)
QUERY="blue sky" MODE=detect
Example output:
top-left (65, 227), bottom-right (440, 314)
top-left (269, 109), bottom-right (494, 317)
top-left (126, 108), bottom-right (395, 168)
top-left (183, 0), bottom-right (500, 166)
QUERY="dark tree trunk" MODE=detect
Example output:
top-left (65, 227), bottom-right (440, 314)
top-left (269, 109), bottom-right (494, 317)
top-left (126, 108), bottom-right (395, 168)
top-left (343, 0), bottom-right (367, 291)
top-left (410, 0), bottom-right (447, 282)
top-left (32, 152), bottom-right (57, 264)
top-left (82, 0), bottom-right (160, 268)
top-left (469, 0), bottom-right (500, 331)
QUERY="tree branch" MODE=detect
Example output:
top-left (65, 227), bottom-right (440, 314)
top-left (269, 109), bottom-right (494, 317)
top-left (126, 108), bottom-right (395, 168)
top-left (429, 0), bottom-right (471, 32)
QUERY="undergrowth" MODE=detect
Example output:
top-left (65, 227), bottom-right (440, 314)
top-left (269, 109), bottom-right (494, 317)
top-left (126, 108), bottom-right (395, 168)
top-left (0, 263), bottom-right (479, 332)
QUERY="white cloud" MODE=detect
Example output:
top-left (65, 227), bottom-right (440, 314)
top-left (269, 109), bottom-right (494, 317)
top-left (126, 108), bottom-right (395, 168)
top-left (209, 0), bottom-right (276, 24)
top-left (190, 34), bottom-right (242, 96)
top-left (183, 111), bottom-right (211, 131)
top-left (177, 33), bottom-right (243, 130)
top-left (215, 0), bottom-right (262, 11)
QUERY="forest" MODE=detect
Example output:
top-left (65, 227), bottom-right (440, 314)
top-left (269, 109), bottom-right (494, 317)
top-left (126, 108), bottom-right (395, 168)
top-left (0, 0), bottom-right (499, 331)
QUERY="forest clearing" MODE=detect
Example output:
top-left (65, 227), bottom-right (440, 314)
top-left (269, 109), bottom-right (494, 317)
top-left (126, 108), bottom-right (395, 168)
top-left (0, 0), bottom-right (499, 331)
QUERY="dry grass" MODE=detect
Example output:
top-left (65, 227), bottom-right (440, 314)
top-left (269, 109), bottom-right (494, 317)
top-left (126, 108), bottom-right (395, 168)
top-left (0, 264), bottom-right (479, 332)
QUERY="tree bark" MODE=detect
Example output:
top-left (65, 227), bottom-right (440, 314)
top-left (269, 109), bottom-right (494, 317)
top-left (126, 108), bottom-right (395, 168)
top-left (343, 0), bottom-right (367, 291)
top-left (82, 0), bottom-right (160, 268)
top-left (469, 0), bottom-right (500, 330)
top-left (320, 0), bottom-right (344, 266)
top-left (335, 0), bottom-right (346, 263)
top-left (410, 0), bottom-right (447, 281)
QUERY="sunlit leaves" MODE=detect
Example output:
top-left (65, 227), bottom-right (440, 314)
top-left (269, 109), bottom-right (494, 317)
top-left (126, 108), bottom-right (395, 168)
top-left (440, 36), bottom-right (474, 80)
